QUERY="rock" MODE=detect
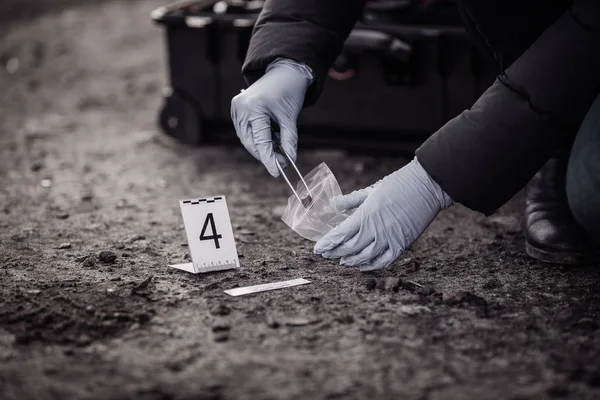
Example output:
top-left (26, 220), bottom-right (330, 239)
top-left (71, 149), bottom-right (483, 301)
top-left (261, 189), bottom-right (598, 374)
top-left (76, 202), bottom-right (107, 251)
top-left (58, 242), bottom-right (72, 249)
top-left (365, 279), bottom-right (377, 291)
top-left (81, 193), bottom-right (93, 202)
top-left (399, 305), bottom-right (432, 316)
top-left (82, 256), bottom-right (97, 268)
top-left (214, 331), bottom-right (229, 342)
top-left (55, 212), bottom-right (69, 220)
top-left (284, 317), bottom-right (321, 327)
top-left (26, 289), bottom-right (41, 295)
top-left (6, 57), bottom-right (20, 74)
top-left (98, 251), bottom-right (117, 264)
top-left (335, 315), bottom-right (355, 324)
top-left (415, 286), bottom-right (436, 296)
top-left (212, 322), bottom-right (230, 342)
top-left (40, 179), bottom-right (53, 188)
top-left (133, 276), bottom-right (153, 291)
top-left (115, 243), bottom-right (125, 250)
top-left (209, 304), bottom-right (231, 316)
top-left (443, 291), bottom-right (489, 317)
top-left (30, 161), bottom-right (44, 172)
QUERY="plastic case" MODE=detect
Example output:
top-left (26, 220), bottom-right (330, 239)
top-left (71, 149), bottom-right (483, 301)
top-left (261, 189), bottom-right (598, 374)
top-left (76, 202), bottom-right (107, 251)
top-left (152, 0), bottom-right (498, 151)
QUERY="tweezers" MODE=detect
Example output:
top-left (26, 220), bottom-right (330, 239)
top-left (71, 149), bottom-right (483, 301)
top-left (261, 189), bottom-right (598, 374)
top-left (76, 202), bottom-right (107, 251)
top-left (274, 141), bottom-right (313, 206)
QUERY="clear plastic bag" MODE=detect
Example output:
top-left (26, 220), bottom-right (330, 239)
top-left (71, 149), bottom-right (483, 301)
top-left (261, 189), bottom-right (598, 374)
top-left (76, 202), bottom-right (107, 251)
top-left (281, 162), bottom-right (354, 242)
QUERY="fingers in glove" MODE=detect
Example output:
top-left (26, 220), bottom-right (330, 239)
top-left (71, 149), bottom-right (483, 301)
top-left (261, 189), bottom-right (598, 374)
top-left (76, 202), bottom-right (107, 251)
top-left (314, 214), bottom-right (361, 254)
top-left (321, 229), bottom-right (374, 259)
top-left (250, 117), bottom-right (279, 178)
top-left (240, 119), bottom-right (261, 161)
top-left (231, 95), bottom-right (258, 159)
top-left (331, 188), bottom-right (371, 212)
top-left (340, 241), bottom-right (386, 267)
top-left (278, 121), bottom-right (298, 166)
top-left (358, 248), bottom-right (398, 271)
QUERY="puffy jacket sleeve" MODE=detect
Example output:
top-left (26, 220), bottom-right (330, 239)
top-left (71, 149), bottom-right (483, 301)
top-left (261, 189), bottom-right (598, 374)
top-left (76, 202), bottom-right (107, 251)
top-left (415, 0), bottom-right (600, 215)
top-left (241, 0), bottom-right (367, 107)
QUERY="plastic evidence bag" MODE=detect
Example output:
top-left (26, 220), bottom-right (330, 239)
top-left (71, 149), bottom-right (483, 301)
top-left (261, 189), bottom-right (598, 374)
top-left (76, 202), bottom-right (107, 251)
top-left (281, 162), bottom-right (354, 242)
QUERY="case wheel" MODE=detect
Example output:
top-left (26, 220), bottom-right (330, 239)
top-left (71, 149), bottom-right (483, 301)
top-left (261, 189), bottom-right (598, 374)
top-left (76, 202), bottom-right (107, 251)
top-left (159, 89), bottom-right (204, 145)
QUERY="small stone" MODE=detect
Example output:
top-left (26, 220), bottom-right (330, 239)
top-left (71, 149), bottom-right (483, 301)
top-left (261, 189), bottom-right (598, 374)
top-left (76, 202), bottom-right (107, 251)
top-left (365, 278), bottom-right (377, 290)
top-left (40, 179), bottom-right (53, 188)
top-left (82, 256), bottom-right (97, 268)
top-left (213, 331), bottom-right (229, 342)
top-left (6, 57), bottom-right (20, 74)
top-left (335, 315), bottom-right (354, 324)
top-left (284, 317), bottom-right (320, 327)
top-left (26, 289), bottom-right (41, 295)
top-left (81, 193), bottom-right (93, 202)
top-left (443, 291), bottom-right (489, 317)
top-left (399, 305), bottom-right (432, 316)
top-left (56, 212), bottom-right (69, 220)
top-left (209, 304), bottom-right (231, 316)
top-left (30, 161), bottom-right (44, 172)
top-left (212, 323), bottom-right (230, 333)
top-left (98, 251), bottom-right (117, 264)
top-left (106, 288), bottom-right (116, 293)
top-left (133, 276), bottom-right (153, 291)
top-left (58, 242), bottom-right (72, 249)
top-left (267, 318), bottom-right (280, 329)
top-left (416, 286), bottom-right (435, 296)
top-left (115, 243), bottom-right (125, 250)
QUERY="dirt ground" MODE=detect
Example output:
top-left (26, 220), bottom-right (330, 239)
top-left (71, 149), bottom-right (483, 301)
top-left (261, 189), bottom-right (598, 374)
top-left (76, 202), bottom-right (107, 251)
top-left (1, 1), bottom-right (599, 399)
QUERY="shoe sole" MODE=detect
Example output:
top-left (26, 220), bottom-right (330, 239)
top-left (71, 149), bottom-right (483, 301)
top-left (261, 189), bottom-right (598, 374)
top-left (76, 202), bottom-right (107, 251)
top-left (525, 240), bottom-right (591, 265)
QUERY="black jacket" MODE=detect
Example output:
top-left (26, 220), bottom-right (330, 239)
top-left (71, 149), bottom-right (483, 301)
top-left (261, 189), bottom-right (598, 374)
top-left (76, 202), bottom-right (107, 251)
top-left (242, 0), bottom-right (600, 215)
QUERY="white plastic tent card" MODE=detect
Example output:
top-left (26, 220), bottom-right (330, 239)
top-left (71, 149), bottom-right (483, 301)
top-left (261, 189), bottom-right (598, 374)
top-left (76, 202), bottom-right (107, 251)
top-left (170, 195), bottom-right (240, 273)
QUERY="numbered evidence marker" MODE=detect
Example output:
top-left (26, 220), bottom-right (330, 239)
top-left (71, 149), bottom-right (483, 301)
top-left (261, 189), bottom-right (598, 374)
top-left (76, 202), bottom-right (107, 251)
top-left (169, 195), bottom-right (240, 273)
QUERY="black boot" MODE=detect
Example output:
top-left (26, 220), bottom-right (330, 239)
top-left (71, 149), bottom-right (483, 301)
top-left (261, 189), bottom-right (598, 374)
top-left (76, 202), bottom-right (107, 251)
top-left (524, 155), bottom-right (596, 264)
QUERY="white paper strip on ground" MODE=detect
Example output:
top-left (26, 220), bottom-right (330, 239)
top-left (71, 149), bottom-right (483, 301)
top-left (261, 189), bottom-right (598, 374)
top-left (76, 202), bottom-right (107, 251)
top-left (224, 278), bottom-right (311, 297)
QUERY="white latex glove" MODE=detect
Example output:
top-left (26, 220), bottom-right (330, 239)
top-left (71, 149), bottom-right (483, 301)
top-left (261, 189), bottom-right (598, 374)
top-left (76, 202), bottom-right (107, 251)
top-left (231, 58), bottom-right (313, 177)
top-left (313, 157), bottom-right (453, 271)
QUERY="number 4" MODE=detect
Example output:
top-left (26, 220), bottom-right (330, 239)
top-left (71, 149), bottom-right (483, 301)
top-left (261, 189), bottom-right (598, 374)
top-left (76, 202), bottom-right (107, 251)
top-left (199, 213), bottom-right (222, 249)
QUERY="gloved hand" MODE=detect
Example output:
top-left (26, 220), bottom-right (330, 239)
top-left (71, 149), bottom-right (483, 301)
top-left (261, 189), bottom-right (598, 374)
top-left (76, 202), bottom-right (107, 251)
top-left (313, 157), bottom-right (453, 271)
top-left (231, 58), bottom-right (313, 178)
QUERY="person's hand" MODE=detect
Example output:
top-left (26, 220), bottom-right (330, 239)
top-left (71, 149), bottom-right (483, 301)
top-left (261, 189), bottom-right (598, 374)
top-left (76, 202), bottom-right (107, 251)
top-left (313, 157), bottom-right (453, 271)
top-left (231, 58), bottom-right (313, 177)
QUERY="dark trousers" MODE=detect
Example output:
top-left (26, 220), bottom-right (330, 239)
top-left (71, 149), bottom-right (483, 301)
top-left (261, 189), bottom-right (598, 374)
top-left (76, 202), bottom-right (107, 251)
top-left (567, 93), bottom-right (600, 239)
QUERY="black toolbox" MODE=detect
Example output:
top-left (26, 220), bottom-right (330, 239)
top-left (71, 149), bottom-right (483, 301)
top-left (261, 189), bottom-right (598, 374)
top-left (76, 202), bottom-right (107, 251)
top-left (152, 0), bottom-right (498, 153)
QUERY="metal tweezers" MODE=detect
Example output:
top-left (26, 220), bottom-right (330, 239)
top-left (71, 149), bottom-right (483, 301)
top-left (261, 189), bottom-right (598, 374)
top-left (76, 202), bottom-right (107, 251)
top-left (274, 141), bottom-right (313, 207)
